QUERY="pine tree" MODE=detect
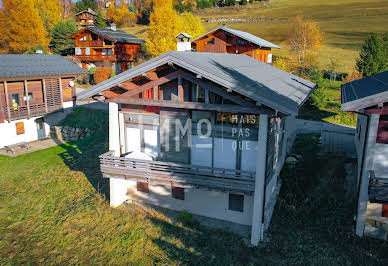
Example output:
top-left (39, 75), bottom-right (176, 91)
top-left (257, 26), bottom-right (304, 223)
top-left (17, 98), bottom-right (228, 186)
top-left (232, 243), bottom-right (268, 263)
top-left (50, 19), bottom-right (78, 55)
top-left (95, 10), bottom-right (107, 28)
top-left (356, 33), bottom-right (388, 77)
top-left (0, 0), bottom-right (48, 53)
top-left (76, 0), bottom-right (97, 13)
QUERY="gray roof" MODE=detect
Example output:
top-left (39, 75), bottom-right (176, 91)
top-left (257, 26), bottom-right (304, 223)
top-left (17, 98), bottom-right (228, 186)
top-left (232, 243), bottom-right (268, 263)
top-left (192, 26), bottom-right (280, 49)
top-left (78, 51), bottom-right (315, 115)
top-left (176, 33), bottom-right (192, 39)
top-left (0, 54), bottom-right (87, 79)
top-left (76, 8), bottom-right (96, 16)
top-left (86, 27), bottom-right (145, 44)
top-left (341, 71), bottom-right (388, 111)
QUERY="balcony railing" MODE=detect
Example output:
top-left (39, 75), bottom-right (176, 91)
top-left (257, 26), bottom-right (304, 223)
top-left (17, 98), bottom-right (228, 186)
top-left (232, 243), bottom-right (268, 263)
top-left (90, 40), bottom-right (104, 47)
top-left (100, 151), bottom-right (256, 194)
top-left (2, 102), bottom-right (62, 121)
top-left (75, 54), bottom-right (116, 61)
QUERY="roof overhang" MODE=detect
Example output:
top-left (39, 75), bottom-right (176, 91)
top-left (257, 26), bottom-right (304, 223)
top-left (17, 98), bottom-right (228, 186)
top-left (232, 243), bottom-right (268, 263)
top-left (341, 89), bottom-right (388, 112)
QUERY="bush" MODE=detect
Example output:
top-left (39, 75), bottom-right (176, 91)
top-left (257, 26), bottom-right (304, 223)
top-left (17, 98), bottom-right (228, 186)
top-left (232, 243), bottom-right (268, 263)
top-left (94, 67), bottom-right (112, 84)
top-left (273, 56), bottom-right (290, 72)
top-left (88, 67), bottom-right (97, 75)
top-left (308, 66), bottom-right (328, 109)
top-left (177, 210), bottom-right (200, 229)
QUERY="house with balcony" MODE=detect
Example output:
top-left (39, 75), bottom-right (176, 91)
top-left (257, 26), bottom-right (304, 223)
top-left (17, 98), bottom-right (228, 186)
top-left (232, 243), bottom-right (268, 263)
top-left (341, 71), bottom-right (388, 241)
top-left (77, 51), bottom-right (316, 245)
top-left (190, 26), bottom-right (280, 64)
top-left (75, 8), bottom-right (96, 27)
top-left (69, 25), bottom-right (145, 73)
top-left (0, 54), bottom-right (86, 149)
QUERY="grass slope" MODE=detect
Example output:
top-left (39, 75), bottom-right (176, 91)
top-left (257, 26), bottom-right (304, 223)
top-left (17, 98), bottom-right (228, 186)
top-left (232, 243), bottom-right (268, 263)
top-left (0, 108), bottom-right (387, 264)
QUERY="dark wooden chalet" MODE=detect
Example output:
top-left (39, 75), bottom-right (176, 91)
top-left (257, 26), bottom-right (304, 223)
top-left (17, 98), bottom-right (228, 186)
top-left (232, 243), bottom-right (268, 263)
top-left (0, 54), bottom-right (86, 123)
top-left (75, 8), bottom-right (96, 26)
top-left (69, 26), bottom-right (145, 73)
top-left (191, 26), bottom-right (280, 64)
top-left (79, 51), bottom-right (315, 245)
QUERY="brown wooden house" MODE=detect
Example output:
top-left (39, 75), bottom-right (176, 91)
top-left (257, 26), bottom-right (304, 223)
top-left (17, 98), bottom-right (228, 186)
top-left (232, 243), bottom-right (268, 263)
top-left (75, 8), bottom-right (96, 26)
top-left (0, 54), bottom-right (86, 149)
top-left (191, 26), bottom-right (280, 64)
top-left (69, 26), bottom-right (145, 73)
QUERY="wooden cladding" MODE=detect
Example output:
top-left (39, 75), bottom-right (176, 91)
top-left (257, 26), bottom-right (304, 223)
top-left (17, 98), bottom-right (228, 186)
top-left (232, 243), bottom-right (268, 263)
top-left (15, 122), bottom-right (25, 135)
top-left (376, 115), bottom-right (388, 144)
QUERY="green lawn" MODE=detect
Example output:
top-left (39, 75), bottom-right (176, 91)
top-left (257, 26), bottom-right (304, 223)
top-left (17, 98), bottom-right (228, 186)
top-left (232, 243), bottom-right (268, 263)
top-left (0, 108), bottom-right (387, 264)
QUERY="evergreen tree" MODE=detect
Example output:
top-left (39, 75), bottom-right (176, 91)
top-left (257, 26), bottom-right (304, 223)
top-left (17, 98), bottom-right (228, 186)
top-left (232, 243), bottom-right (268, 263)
top-left (76, 0), bottom-right (97, 13)
top-left (356, 33), bottom-right (388, 77)
top-left (0, 0), bottom-right (48, 53)
top-left (49, 19), bottom-right (78, 55)
top-left (95, 10), bottom-right (107, 28)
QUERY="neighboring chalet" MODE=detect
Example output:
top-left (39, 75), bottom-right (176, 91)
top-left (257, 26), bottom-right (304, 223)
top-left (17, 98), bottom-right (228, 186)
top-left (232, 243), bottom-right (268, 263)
top-left (341, 71), bottom-right (388, 241)
top-left (69, 25), bottom-right (145, 73)
top-left (191, 26), bottom-right (280, 64)
top-left (0, 54), bottom-right (86, 149)
top-left (78, 51), bottom-right (316, 245)
top-left (75, 8), bottom-right (96, 27)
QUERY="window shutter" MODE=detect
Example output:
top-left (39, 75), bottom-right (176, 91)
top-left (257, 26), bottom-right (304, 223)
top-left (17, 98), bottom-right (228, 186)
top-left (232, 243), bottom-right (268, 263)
top-left (16, 122), bottom-right (25, 135)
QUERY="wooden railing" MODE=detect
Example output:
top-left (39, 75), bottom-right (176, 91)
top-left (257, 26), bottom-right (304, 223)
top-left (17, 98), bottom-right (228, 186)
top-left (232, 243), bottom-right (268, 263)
top-left (369, 171), bottom-right (388, 204)
top-left (75, 54), bottom-right (116, 61)
top-left (3, 102), bottom-right (62, 121)
top-left (100, 151), bottom-right (256, 194)
top-left (90, 40), bottom-right (104, 47)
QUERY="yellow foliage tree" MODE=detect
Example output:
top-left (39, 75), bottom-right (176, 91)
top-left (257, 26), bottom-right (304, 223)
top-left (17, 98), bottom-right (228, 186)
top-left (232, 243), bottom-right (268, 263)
top-left (288, 15), bottom-right (322, 65)
top-left (146, 1), bottom-right (205, 57)
top-left (34, 0), bottom-right (62, 35)
top-left (0, 0), bottom-right (48, 53)
top-left (106, 1), bottom-right (137, 26)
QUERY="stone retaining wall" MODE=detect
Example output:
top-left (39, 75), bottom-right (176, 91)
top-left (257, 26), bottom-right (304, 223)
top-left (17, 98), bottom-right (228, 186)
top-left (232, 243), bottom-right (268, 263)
top-left (52, 126), bottom-right (93, 142)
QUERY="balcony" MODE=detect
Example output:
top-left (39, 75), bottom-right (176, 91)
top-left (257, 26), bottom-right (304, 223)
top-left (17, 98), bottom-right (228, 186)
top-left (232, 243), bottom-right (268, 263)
top-left (74, 54), bottom-right (116, 62)
top-left (100, 151), bottom-right (256, 194)
top-left (90, 40), bottom-right (104, 47)
top-left (2, 102), bottom-right (62, 121)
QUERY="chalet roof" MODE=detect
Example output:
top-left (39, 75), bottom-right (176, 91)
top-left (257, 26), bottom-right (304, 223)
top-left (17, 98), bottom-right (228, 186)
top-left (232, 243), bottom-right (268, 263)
top-left (78, 51), bottom-right (315, 115)
top-left (75, 8), bottom-right (97, 16)
top-left (192, 26), bottom-right (280, 49)
top-left (85, 26), bottom-right (145, 44)
top-left (0, 54), bottom-right (87, 79)
top-left (341, 71), bottom-right (388, 111)
top-left (176, 33), bottom-right (192, 39)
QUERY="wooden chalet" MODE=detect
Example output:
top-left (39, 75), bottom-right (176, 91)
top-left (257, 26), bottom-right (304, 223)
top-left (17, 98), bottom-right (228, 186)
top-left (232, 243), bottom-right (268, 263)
top-left (341, 71), bottom-right (388, 240)
top-left (0, 54), bottom-right (86, 149)
top-left (191, 26), bottom-right (280, 64)
top-left (78, 51), bottom-right (316, 245)
top-left (75, 8), bottom-right (96, 26)
top-left (69, 26), bottom-right (145, 73)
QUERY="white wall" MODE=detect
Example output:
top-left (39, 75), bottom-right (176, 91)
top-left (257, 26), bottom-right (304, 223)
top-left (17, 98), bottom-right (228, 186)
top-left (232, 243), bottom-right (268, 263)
top-left (110, 177), bottom-right (254, 225)
top-left (0, 116), bottom-right (44, 148)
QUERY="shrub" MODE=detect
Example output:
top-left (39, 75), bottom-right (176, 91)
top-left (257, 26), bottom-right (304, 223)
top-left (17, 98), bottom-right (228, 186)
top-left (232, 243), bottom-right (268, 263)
top-left (273, 56), bottom-right (290, 72)
top-left (342, 69), bottom-right (363, 83)
top-left (94, 67), bottom-right (112, 84)
top-left (177, 210), bottom-right (200, 229)
top-left (308, 66), bottom-right (328, 109)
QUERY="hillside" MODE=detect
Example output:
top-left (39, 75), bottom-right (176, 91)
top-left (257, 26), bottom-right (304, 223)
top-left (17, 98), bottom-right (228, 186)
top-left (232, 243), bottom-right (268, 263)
top-left (124, 0), bottom-right (388, 73)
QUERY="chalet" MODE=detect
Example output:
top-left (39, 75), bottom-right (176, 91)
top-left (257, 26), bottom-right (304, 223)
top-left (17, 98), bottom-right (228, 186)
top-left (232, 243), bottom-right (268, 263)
top-left (75, 8), bottom-right (96, 27)
top-left (69, 25), bottom-right (145, 73)
top-left (190, 26), bottom-right (280, 64)
top-left (341, 71), bottom-right (388, 241)
top-left (0, 54), bottom-right (86, 149)
top-left (78, 51), bottom-right (316, 245)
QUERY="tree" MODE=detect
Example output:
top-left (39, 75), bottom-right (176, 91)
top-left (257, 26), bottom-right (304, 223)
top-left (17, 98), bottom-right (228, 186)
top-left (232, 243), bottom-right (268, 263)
top-left (76, 0), bottom-right (97, 13)
top-left (356, 33), bottom-right (388, 77)
top-left (179, 12), bottom-right (205, 39)
top-left (94, 67), bottom-right (113, 84)
top-left (0, 0), bottom-right (48, 53)
top-left (135, 0), bottom-right (153, 24)
top-left (146, 0), bottom-right (181, 57)
top-left (106, 1), bottom-right (137, 27)
top-left (342, 69), bottom-right (363, 83)
top-left (288, 15), bottom-right (322, 65)
top-left (95, 10), bottom-right (107, 28)
top-left (34, 0), bottom-right (62, 35)
top-left (50, 19), bottom-right (78, 55)
top-left (60, 0), bottom-right (75, 20)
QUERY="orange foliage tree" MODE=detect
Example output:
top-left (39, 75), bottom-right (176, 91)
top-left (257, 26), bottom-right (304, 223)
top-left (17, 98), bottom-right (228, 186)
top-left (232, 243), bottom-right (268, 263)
top-left (0, 0), bottom-right (48, 53)
top-left (94, 67), bottom-right (112, 84)
top-left (288, 15), bottom-right (322, 65)
top-left (342, 69), bottom-right (363, 83)
top-left (106, 1), bottom-right (137, 26)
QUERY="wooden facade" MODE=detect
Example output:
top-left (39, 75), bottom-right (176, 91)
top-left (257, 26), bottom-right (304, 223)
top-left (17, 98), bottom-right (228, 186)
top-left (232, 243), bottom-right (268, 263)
top-left (76, 10), bottom-right (96, 26)
top-left (0, 76), bottom-right (76, 123)
top-left (70, 28), bottom-right (142, 72)
top-left (192, 29), bottom-right (273, 63)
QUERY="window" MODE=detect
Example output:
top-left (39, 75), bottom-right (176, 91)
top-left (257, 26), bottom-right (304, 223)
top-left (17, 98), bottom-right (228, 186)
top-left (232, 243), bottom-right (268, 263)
top-left (191, 84), bottom-right (206, 103)
top-left (172, 186), bottom-right (184, 200)
top-left (11, 93), bottom-right (20, 110)
top-left (228, 193), bottom-right (244, 212)
top-left (207, 38), bottom-right (215, 44)
top-left (136, 182), bottom-right (149, 193)
top-left (79, 36), bottom-right (87, 41)
top-left (376, 115), bottom-right (388, 144)
top-left (24, 92), bottom-right (33, 103)
top-left (15, 122), bottom-right (25, 135)
top-left (236, 39), bottom-right (245, 45)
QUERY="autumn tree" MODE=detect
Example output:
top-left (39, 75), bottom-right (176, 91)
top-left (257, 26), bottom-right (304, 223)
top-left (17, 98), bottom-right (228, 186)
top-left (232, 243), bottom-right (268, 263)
top-left (356, 33), bottom-right (388, 77)
top-left (288, 15), bottom-right (322, 65)
top-left (34, 0), bottom-right (62, 35)
top-left (50, 19), bottom-right (78, 55)
top-left (147, 0), bottom-right (205, 57)
top-left (76, 0), bottom-right (97, 13)
top-left (106, 1), bottom-right (137, 26)
top-left (0, 0), bottom-right (48, 53)
top-left (135, 0), bottom-right (153, 24)
top-left (60, 0), bottom-right (75, 20)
